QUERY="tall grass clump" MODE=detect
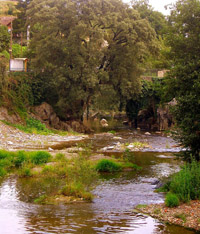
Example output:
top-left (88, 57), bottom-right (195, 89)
top-left (14, 151), bottom-right (28, 168)
top-left (95, 159), bottom-right (122, 172)
top-left (165, 193), bottom-right (180, 207)
top-left (30, 151), bottom-right (51, 165)
top-left (62, 153), bottom-right (98, 201)
top-left (169, 160), bottom-right (200, 202)
top-left (60, 182), bottom-right (93, 201)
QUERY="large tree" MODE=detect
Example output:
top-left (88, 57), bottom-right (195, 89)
top-left (26, 0), bottom-right (157, 120)
top-left (164, 0), bottom-right (200, 160)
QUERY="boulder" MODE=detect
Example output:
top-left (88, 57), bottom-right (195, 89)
top-left (34, 102), bottom-right (54, 121)
top-left (157, 99), bottom-right (176, 131)
top-left (0, 107), bottom-right (22, 124)
top-left (100, 118), bottom-right (108, 127)
top-left (33, 102), bottom-right (89, 133)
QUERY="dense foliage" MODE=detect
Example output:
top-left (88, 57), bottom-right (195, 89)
top-left (162, 160), bottom-right (200, 206)
top-left (26, 0), bottom-right (157, 120)
top-left (126, 78), bottom-right (162, 127)
top-left (0, 25), bottom-right (10, 53)
top-left (164, 0), bottom-right (200, 160)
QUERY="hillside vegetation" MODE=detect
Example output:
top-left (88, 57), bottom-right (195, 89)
top-left (0, 1), bottom-right (18, 16)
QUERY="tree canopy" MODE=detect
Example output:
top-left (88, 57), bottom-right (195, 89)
top-left (164, 0), bottom-right (200, 160)
top-left (26, 0), bottom-right (158, 119)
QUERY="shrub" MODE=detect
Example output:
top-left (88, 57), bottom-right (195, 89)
top-left (30, 151), bottom-right (51, 165)
top-left (26, 118), bottom-right (47, 132)
top-left (19, 167), bottom-right (32, 177)
top-left (0, 167), bottom-right (7, 177)
top-left (0, 150), bottom-right (12, 160)
top-left (55, 153), bottom-right (65, 161)
top-left (67, 154), bottom-right (98, 189)
top-left (34, 195), bottom-right (47, 204)
top-left (60, 183), bottom-right (93, 201)
top-left (174, 213), bottom-right (187, 222)
top-left (14, 151), bottom-right (28, 168)
top-left (95, 159), bottom-right (122, 172)
top-left (123, 148), bottom-right (134, 162)
top-left (169, 160), bottom-right (200, 202)
top-left (165, 193), bottom-right (180, 207)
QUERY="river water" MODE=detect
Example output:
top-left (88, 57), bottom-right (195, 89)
top-left (0, 130), bottom-right (197, 234)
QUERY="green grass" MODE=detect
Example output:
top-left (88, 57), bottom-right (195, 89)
top-left (18, 167), bottom-right (32, 177)
top-left (136, 204), bottom-right (147, 209)
top-left (0, 148), bottom-right (98, 203)
top-left (165, 193), bottom-right (180, 207)
top-left (1, 118), bottom-right (76, 136)
top-left (95, 159), bottom-right (122, 172)
top-left (157, 160), bottom-right (200, 204)
top-left (120, 162), bottom-right (142, 170)
top-left (0, 150), bottom-right (52, 178)
top-left (60, 183), bottom-right (93, 201)
top-left (34, 195), bottom-right (48, 204)
top-left (169, 160), bottom-right (200, 202)
top-left (174, 213), bottom-right (187, 222)
top-left (30, 151), bottom-right (51, 165)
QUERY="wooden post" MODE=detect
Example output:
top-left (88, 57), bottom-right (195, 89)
top-left (10, 20), bottom-right (13, 59)
top-left (21, 32), bottom-right (23, 56)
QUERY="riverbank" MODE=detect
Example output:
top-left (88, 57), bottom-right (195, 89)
top-left (136, 201), bottom-right (200, 231)
top-left (0, 121), bottom-right (88, 151)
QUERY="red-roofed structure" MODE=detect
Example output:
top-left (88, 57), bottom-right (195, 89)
top-left (0, 16), bottom-right (16, 30)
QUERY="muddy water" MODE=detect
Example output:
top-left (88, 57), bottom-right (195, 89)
top-left (0, 132), bottom-right (197, 234)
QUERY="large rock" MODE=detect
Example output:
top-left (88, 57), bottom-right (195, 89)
top-left (157, 99), bottom-right (176, 131)
top-left (33, 102), bottom-right (89, 133)
top-left (34, 102), bottom-right (54, 121)
top-left (0, 107), bottom-right (22, 124)
top-left (100, 118), bottom-right (108, 127)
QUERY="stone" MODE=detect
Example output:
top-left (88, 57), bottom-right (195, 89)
top-left (0, 107), bottom-right (22, 124)
top-left (100, 119), bottom-right (108, 127)
top-left (113, 136), bottom-right (122, 140)
top-left (145, 132), bottom-right (151, 135)
top-left (34, 102), bottom-right (54, 121)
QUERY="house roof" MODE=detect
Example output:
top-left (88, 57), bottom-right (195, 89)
top-left (11, 58), bottom-right (28, 61)
top-left (0, 16), bottom-right (16, 26)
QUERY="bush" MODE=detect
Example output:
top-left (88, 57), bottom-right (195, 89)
top-left (26, 118), bottom-right (48, 132)
top-left (60, 183), bottom-right (93, 201)
top-left (14, 151), bottom-right (28, 168)
top-left (0, 167), bottom-right (7, 177)
top-left (95, 159), bottom-right (122, 172)
top-left (165, 193), bottom-right (180, 207)
top-left (169, 160), bottom-right (200, 202)
top-left (19, 167), bottom-right (32, 177)
top-left (0, 150), bottom-right (11, 160)
top-left (30, 151), bottom-right (51, 165)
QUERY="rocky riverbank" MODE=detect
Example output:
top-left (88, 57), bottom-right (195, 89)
top-left (0, 121), bottom-right (88, 151)
top-left (136, 201), bottom-right (200, 231)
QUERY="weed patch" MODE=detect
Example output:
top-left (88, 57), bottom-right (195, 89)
top-left (95, 159), bottom-right (122, 172)
top-left (165, 193), bottom-right (180, 207)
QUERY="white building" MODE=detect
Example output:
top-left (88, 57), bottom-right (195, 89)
top-left (10, 58), bottom-right (28, 72)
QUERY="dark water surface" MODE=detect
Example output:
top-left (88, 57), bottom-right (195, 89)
top-left (0, 131), bottom-right (197, 234)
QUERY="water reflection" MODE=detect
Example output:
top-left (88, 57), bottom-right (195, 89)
top-left (0, 153), bottom-right (196, 234)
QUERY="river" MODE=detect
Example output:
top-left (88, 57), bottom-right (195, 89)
top-left (0, 129), bottom-right (197, 234)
